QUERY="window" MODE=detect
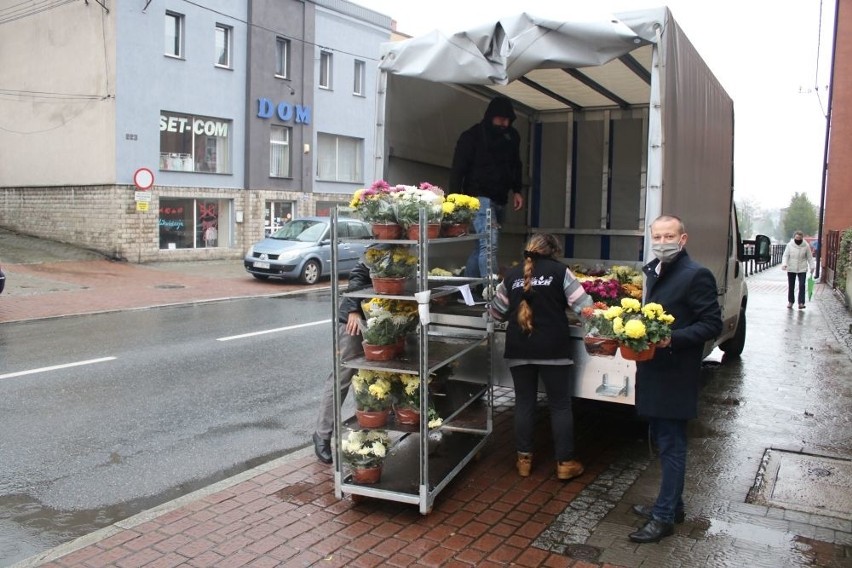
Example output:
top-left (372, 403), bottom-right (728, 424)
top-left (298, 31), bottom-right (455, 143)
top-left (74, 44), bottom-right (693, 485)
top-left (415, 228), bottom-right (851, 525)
top-left (319, 51), bottom-right (333, 89)
top-left (353, 60), bottom-right (365, 96)
top-left (275, 37), bottom-right (290, 78)
top-left (317, 133), bottom-right (363, 182)
top-left (215, 24), bottom-right (232, 68)
top-left (159, 198), bottom-right (232, 249)
top-left (165, 12), bottom-right (184, 58)
top-left (270, 125), bottom-right (292, 178)
top-left (159, 111), bottom-right (232, 174)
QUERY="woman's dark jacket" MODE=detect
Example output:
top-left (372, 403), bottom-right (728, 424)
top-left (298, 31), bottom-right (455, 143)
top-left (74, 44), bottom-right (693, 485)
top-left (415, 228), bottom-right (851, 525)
top-left (498, 258), bottom-right (585, 360)
top-left (636, 250), bottom-right (723, 420)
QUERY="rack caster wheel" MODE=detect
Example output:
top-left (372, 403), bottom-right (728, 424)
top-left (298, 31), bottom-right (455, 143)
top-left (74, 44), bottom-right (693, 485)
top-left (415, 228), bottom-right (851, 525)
top-left (350, 494), bottom-right (367, 504)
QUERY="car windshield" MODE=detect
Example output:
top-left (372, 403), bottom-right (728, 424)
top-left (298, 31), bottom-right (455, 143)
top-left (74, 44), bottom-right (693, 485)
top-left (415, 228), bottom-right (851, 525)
top-left (271, 220), bottom-right (327, 242)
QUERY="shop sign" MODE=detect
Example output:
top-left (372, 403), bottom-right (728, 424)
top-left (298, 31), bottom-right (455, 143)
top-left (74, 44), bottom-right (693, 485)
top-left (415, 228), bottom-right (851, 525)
top-left (159, 116), bottom-right (229, 137)
top-left (256, 98), bottom-right (311, 124)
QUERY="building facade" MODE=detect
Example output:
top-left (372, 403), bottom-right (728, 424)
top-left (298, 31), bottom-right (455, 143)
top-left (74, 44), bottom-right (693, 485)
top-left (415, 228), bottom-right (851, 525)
top-left (0, 0), bottom-right (392, 261)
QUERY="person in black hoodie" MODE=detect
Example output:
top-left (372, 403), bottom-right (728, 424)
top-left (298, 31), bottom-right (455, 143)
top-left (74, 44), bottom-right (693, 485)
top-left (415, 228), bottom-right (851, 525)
top-left (450, 96), bottom-right (524, 280)
top-left (488, 233), bottom-right (591, 481)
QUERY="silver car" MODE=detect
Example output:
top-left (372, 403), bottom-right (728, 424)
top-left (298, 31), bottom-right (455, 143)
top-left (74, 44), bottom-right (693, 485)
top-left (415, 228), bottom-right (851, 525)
top-left (244, 217), bottom-right (372, 284)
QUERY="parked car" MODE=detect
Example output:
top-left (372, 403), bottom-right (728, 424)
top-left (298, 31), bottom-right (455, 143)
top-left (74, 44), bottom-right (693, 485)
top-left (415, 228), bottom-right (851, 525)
top-left (244, 217), bottom-right (372, 284)
top-left (0, 263), bottom-right (4, 294)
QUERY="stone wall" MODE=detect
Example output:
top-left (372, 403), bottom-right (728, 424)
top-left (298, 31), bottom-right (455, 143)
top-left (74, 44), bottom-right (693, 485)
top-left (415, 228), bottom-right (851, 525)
top-left (0, 185), bottom-right (354, 263)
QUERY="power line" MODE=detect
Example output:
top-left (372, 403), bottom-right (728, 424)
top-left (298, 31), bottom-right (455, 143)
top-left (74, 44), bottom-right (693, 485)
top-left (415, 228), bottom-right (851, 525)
top-left (0, 0), bottom-right (78, 26)
top-left (0, 88), bottom-right (104, 101)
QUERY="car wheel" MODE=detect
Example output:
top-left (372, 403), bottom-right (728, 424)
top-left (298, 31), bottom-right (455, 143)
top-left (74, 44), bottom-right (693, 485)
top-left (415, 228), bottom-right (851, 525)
top-left (719, 307), bottom-right (746, 358)
top-left (300, 259), bottom-right (321, 284)
top-left (251, 274), bottom-right (270, 281)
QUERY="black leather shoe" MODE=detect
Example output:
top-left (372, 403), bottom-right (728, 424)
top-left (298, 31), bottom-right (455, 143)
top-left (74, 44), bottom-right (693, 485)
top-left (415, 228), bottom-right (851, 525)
top-left (629, 519), bottom-right (674, 543)
top-left (313, 433), bottom-right (332, 464)
top-left (631, 504), bottom-right (685, 524)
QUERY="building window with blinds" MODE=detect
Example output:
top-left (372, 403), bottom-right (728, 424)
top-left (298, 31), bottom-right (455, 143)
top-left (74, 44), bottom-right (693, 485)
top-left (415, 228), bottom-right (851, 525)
top-left (270, 125), bottom-right (292, 178)
top-left (317, 133), bottom-right (362, 183)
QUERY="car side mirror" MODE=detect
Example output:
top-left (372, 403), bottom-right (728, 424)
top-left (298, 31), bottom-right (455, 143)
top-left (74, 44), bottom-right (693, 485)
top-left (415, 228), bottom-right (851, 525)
top-left (320, 239), bottom-right (331, 246)
top-left (753, 234), bottom-right (771, 263)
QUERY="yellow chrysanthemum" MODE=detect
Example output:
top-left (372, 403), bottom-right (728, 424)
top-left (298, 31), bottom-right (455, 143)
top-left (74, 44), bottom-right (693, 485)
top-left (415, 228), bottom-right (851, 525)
top-left (613, 317), bottom-right (624, 334)
top-left (604, 306), bottom-right (623, 319)
top-left (620, 297), bottom-right (641, 312)
top-left (624, 319), bottom-right (647, 339)
top-left (442, 202), bottom-right (455, 214)
top-left (660, 313), bottom-right (675, 324)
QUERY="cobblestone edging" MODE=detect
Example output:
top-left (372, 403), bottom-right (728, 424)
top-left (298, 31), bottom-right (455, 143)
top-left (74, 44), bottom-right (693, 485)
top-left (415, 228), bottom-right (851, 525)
top-left (815, 285), bottom-right (852, 359)
top-left (533, 452), bottom-right (650, 556)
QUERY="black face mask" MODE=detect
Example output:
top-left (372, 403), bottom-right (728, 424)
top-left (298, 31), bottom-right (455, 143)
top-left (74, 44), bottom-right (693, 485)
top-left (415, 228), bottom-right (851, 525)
top-left (794, 238), bottom-right (803, 245)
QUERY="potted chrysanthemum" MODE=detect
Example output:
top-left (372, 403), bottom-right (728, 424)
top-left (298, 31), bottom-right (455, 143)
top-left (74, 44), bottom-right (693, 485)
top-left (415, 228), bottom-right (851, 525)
top-left (580, 301), bottom-right (620, 357)
top-left (440, 194), bottom-right (480, 237)
top-left (363, 245), bottom-right (418, 295)
top-left (392, 372), bottom-right (444, 428)
top-left (341, 429), bottom-right (390, 484)
top-left (392, 183), bottom-right (445, 239)
top-left (359, 298), bottom-right (418, 360)
top-left (351, 369), bottom-right (395, 428)
top-left (610, 298), bottom-right (675, 361)
top-left (350, 180), bottom-right (403, 238)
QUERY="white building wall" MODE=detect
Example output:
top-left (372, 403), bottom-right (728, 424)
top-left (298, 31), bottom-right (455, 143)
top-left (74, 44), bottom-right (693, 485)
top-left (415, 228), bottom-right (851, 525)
top-left (0, 2), bottom-right (116, 186)
top-left (313, 5), bottom-right (391, 196)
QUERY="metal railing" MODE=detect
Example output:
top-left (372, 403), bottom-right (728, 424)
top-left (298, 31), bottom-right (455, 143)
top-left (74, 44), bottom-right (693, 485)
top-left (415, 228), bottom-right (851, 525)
top-left (742, 242), bottom-right (784, 277)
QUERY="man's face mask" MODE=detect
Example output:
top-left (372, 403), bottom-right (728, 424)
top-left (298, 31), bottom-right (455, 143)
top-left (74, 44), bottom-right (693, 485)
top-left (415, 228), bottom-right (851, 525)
top-left (794, 238), bottom-right (803, 244)
top-left (651, 242), bottom-right (682, 263)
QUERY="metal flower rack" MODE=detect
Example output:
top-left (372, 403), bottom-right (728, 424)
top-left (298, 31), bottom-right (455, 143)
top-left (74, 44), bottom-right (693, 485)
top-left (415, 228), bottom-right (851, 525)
top-left (330, 207), bottom-right (494, 514)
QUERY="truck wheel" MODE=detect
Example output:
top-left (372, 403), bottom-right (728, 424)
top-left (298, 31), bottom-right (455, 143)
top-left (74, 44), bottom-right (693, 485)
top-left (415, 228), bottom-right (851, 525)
top-left (720, 308), bottom-right (746, 358)
top-left (299, 259), bottom-right (321, 285)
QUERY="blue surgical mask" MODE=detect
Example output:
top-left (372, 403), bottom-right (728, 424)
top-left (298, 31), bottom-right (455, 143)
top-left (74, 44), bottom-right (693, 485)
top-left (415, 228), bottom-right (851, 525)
top-left (652, 243), bottom-right (681, 263)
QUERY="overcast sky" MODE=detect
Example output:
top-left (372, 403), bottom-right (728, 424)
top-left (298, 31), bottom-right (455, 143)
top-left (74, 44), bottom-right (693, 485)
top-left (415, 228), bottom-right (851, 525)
top-left (352, 0), bottom-right (835, 211)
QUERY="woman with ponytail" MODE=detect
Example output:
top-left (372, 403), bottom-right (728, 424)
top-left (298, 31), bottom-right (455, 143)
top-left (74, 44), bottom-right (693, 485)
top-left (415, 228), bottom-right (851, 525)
top-left (489, 233), bottom-right (592, 480)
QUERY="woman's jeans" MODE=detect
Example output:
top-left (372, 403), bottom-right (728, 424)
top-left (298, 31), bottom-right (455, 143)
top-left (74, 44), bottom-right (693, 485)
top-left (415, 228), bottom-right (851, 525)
top-left (465, 197), bottom-right (504, 279)
top-left (649, 417), bottom-right (687, 524)
top-left (510, 364), bottom-right (575, 461)
top-left (787, 271), bottom-right (807, 305)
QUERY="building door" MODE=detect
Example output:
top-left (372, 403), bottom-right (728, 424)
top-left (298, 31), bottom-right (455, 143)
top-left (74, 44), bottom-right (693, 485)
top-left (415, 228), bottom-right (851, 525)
top-left (265, 201), bottom-right (294, 236)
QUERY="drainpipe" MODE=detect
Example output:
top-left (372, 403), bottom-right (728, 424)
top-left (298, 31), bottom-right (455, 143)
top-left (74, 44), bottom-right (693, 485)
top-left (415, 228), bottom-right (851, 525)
top-left (816, 0), bottom-right (839, 281)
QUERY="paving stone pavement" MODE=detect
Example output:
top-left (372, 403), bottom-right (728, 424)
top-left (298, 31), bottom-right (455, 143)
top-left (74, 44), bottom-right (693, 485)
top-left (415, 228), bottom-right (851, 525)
top-left (3, 234), bottom-right (852, 567)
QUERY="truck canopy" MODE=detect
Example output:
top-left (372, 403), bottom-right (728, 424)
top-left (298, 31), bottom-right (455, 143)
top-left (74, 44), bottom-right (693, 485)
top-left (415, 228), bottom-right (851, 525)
top-left (377, 7), bottom-right (734, 287)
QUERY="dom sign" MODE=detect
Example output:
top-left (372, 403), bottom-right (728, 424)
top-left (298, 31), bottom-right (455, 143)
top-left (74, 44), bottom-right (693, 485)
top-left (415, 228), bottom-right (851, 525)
top-left (257, 98), bottom-right (311, 124)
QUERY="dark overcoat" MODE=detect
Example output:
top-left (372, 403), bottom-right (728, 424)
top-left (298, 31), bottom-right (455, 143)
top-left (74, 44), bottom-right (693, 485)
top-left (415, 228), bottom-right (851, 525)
top-left (636, 250), bottom-right (723, 420)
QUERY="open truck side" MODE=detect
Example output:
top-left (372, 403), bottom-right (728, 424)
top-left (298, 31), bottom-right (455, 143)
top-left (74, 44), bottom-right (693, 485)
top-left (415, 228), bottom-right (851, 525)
top-left (375, 8), bottom-right (768, 404)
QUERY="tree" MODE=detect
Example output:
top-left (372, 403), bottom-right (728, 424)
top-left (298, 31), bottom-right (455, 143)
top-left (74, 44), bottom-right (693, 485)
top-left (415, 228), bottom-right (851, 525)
top-left (735, 199), bottom-right (756, 239)
top-left (782, 193), bottom-right (818, 239)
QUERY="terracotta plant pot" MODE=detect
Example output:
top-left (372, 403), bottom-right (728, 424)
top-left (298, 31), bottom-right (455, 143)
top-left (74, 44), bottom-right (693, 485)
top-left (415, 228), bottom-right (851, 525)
top-left (583, 336), bottom-right (619, 357)
top-left (371, 276), bottom-right (407, 295)
top-left (406, 224), bottom-right (441, 240)
top-left (351, 465), bottom-right (383, 484)
top-left (355, 409), bottom-right (390, 428)
top-left (440, 223), bottom-right (470, 237)
top-left (371, 223), bottom-right (402, 240)
top-left (394, 406), bottom-right (420, 426)
top-left (362, 341), bottom-right (399, 361)
top-left (619, 343), bottom-right (656, 362)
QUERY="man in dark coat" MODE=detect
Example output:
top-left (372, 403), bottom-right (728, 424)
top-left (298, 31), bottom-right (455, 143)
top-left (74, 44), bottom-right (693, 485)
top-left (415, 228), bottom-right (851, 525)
top-left (628, 215), bottom-right (722, 543)
top-left (449, 95), bottom-right (524, 280)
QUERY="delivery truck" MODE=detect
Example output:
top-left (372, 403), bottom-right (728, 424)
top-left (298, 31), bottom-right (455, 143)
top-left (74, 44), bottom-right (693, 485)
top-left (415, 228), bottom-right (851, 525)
top-left (373, 7), bottom-right (770, 404)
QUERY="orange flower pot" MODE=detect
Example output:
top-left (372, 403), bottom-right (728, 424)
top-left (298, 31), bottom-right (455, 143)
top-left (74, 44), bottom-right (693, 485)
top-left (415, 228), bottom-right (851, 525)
top-left (355, 409), bottom-right (390, 428)
top-left (371, 276), bottom-right (407, 295)
top-left (406, 224), bottom-right (441, 240)
top-left (362, 341), bottom-right (399, 361)
top-left (619, 344), bottom-right (656, 362)
top-left (371, 223), bottom-right (402, 240)
top-left (583, 336), bottom-right (619, 357)
top-left (440, 223), bottom-right (470, 237)
top-left (351, 465), bottom-right (383, 484)
top-left (394, 406), bottom-right (420, 426)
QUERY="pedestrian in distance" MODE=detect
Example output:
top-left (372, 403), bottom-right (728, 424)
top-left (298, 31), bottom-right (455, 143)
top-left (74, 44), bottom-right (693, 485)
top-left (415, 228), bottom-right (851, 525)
top-left (629, 215), bottom-right (723, 543)
top-left (312, 257), bottom-right (372, 464)
top-left (488, 233), bottom-right (592, 481)
top-left (781, 230), bottom-right (815, 310)
top-left (449, 95), bottom-right (524, 283)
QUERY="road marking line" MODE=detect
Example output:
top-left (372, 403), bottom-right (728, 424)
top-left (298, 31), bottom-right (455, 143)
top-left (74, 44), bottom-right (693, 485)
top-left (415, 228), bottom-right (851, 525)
top-left (217, 319), bottom-right (331, 342)
top-left (0, 357), bottom-right (117, 380)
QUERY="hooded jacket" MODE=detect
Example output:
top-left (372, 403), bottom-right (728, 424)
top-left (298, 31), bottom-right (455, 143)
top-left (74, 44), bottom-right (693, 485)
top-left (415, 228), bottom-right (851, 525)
top-left (448, 96), bottom-right (522, 205)
top-left (781, 238), bottom-right (815, 274)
